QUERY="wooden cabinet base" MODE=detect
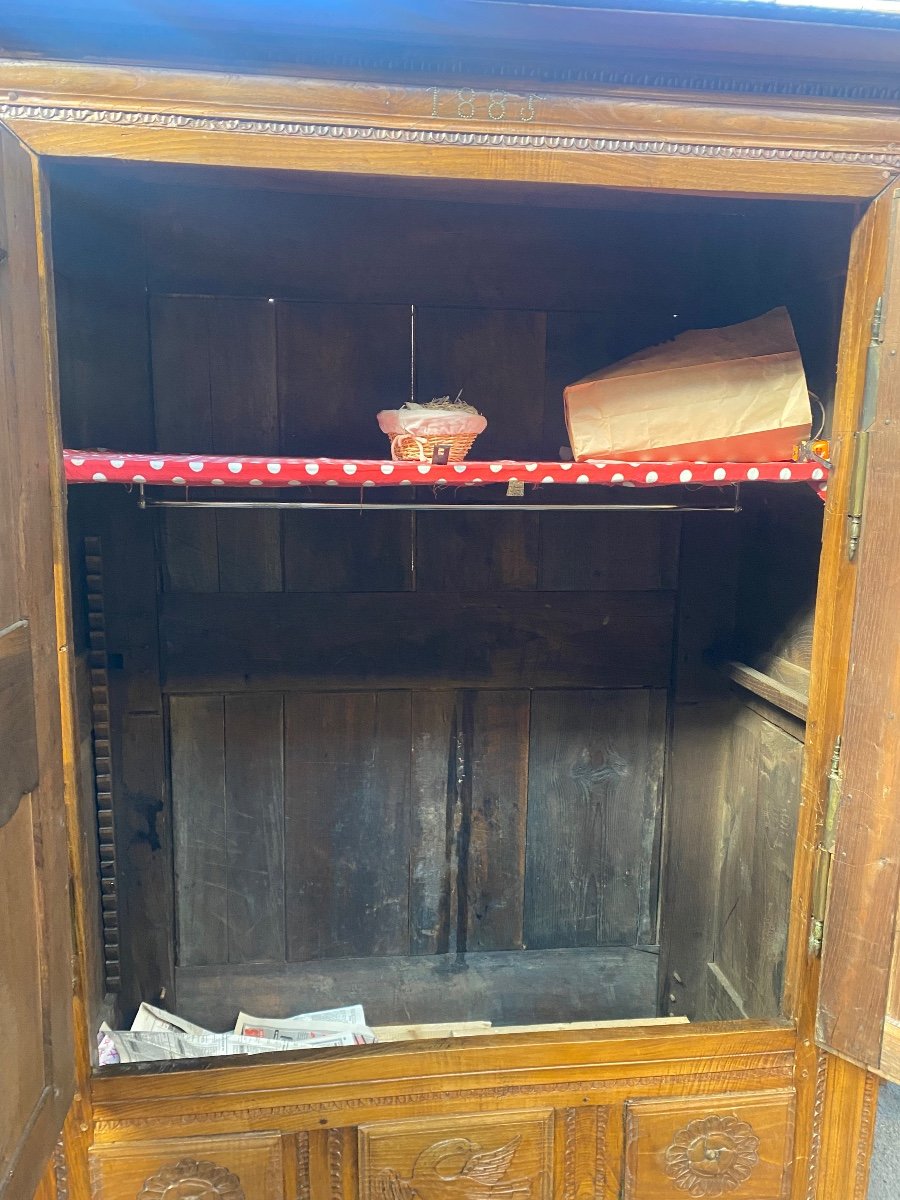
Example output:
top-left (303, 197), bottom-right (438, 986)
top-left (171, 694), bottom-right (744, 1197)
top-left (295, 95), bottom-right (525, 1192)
top-left (74, 1024), bottom-right (874, 1200)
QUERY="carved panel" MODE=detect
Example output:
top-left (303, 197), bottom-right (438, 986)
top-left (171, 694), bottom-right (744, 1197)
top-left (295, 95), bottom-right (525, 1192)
top-left (90, 1134), bottom-right (283, 1200)
top-left (359, 1112), bottom-right (553, 1200)
top-left (623, 1092), bottom-right (795, 1199)
top-left (138, 1160), bottom-right (245, 1199)
top-left (1, 102), bottom-right (899, 173)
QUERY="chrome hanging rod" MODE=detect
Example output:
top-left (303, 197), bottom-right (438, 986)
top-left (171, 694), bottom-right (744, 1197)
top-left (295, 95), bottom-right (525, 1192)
top-left (136, 485), bottom-right (741, 514)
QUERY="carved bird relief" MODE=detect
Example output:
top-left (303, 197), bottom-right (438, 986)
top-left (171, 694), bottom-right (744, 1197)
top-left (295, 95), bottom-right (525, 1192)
top-left (375, 1136), bottom-right (533, 1200)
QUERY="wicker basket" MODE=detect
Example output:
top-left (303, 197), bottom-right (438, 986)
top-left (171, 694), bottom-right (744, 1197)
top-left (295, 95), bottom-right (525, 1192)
top-left (389, 432), bottom-right (480, 462)
top-left (379, 402), bottom-right (487, 463)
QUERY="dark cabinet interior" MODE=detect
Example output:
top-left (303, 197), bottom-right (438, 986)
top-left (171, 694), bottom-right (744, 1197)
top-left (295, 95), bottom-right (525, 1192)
top-left (50, 160), bottom-right (851, 1047)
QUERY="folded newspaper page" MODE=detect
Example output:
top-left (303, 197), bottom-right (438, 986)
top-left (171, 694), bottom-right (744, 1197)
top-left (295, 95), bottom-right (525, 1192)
top-left (98, 1002), bottom-right (375, 1064)
top-left (235, 1005), bottom-right (376, 1045)
top-left (130, 1002), bottom-right (209, 1036)
top-left (102, 1027), bottom-right (289, 1063)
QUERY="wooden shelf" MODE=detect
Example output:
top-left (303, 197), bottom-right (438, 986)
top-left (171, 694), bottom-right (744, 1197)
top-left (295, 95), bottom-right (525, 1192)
top-left (64, 450), bottom-right (829, 495)
top-left (724, 660), bottom-right (809, 721)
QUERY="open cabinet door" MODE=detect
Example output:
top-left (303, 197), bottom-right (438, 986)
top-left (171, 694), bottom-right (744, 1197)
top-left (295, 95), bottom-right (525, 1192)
top-left (0, 126), bottom-right (75, 1194)
top-left (817, 182), bottom-right (900, 1083)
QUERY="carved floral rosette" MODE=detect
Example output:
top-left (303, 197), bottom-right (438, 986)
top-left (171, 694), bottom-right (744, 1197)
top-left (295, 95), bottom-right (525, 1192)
top-left (138, 1158), bottom-right (245, 1200)
top-left (664, 1115), bottom-right (760, 1197)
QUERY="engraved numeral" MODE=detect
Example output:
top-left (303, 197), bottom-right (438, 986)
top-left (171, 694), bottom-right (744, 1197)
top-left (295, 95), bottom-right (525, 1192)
top-left (487, 91), bottom-right (508, 120)
top-left (425, 87), bottom-right (540, 123)
top-left (520, 94), bottom-right (539, 123)
top-left (457, 87), bottom-right (476, 119)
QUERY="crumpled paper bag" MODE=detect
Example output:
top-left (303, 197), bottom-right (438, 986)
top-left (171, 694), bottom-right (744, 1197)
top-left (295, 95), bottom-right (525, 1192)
top-left (564, 308), bottom-right (811, 463)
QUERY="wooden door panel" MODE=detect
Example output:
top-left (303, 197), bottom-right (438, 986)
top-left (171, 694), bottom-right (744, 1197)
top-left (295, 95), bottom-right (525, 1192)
top-left (624, 1092), bottom-right (795, 1199)
top-left (0, 122), bottom-right (75, 1195)
top-left (91, 1133), bottom-right (284, 1200)
top-left (817, 184), bottom-right (900, 1081)
top-left (359, 1112), bottom-right (554, 1200)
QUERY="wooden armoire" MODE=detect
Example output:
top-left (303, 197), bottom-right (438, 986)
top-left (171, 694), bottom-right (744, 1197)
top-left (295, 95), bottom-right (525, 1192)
top-left (3, 3), bottom-right (900, 1199)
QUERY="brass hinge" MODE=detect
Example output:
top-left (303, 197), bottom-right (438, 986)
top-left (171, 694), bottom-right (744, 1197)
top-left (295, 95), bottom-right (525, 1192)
top-left (809, 736), bottom-right (842, 957)
top-left (848, 296), bottom-right (883, 560)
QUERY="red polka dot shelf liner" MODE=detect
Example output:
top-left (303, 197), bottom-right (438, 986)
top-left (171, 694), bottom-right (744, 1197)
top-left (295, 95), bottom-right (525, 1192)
top-left (63, 451), bottom-right (828, 499)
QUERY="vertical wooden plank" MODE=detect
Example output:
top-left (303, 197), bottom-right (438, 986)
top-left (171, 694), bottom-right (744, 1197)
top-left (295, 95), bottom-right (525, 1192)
top-left (464, 690), bottom-right (529, 952)
top-left (657, 513), bottom-right (740, 1020)
top-left (208, 296), bottom-right (283, 592)
top-left (543, 311), bottom-right (611, 457)
top-left (713, 707), bottom-right (760, 1016)
top-left (308, 1130), bottom-right (331, 1200)
top-left (415, 513), bottom-right (538, 592)
top-left (153, 294), bottom-right (283, 591)
top-left (150, 294), bottom-right (212, 451)
top-left (170, 695), bottom-right (227, 968)
top-left (713, 708), bottom-right (801, 1018)
top-left (283, 511), bottom-right (412, 592)
top-left (117, 711), bottom-right (173, 1006)
top-left (217, 510), bottom-right (283, 593)
top-left (524, 689), bottom-right (666, 950)
top-left (151, 293), bottom-right (222, 607)
top-left (225, 693), bottom-right (285, 964)
top-left (755, 719), bottom-right (802, 1011)
top-left (52, 171), bottom-right (154, 452)
top-left (159, 510), bottom-right (219, 593)
top-left (278, 301), bottom-right (409, 459)
top-left (208, 297), bottom-right (278, 455)
top-left (539, 512), bottom-right (679, 592)
top-left (599, 1106), bottom-right (622, 1200)
top-left (285, 692), bottom-right (411, 960)
top-left (409, 691), bottom-right (455, 955)
top-left (416, 308), bottom-right (547, 461)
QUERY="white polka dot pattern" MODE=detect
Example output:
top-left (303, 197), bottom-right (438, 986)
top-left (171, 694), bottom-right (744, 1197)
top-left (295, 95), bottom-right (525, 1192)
top-left (61, 450), bottom-right (828, 500)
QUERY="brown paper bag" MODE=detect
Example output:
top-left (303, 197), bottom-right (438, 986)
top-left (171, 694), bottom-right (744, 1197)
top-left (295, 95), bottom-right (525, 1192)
top-left (564, 308), bottom-right (811, 463)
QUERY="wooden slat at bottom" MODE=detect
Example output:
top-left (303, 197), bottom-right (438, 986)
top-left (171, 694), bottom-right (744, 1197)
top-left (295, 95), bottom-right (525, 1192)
top-left (175, 947), bottom-right (659, 1031)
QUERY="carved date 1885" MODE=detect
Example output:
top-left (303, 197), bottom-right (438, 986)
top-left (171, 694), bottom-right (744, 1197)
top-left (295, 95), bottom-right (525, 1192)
top-left (429, 88), bottom-right (540, 123)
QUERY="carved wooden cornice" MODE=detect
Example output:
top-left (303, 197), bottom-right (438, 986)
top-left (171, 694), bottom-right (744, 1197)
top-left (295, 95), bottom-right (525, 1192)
top-left (0, 59), bottom-right (897, 202)
top-left (2, 99), bottom-right (900, 172)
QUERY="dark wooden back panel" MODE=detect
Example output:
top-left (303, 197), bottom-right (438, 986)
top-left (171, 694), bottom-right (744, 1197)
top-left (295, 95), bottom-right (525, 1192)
top-left (147, 291), bottom-right (677, 972)
top-left (53, 167), bottom-right (845, 1023)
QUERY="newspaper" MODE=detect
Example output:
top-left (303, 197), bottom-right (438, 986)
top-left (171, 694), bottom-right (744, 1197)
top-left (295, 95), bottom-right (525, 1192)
top-left (130, 1002), bottom-right (209, 1036)
top-left (235, 1005), bottom-right (376, 1045)
top-left (101, 1027), bottom-right (289, 1064)
top-left (98, 1002), bottom-right (375, 1064)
